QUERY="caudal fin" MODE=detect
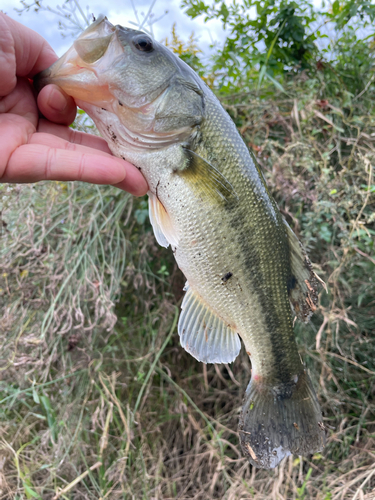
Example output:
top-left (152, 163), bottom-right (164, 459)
top-left (238, 370), bottom-right (325, 469)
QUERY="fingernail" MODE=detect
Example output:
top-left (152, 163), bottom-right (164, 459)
top-left (48, 88), bottom-right (67, 112)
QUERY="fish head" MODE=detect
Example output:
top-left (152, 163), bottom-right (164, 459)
top-left (35, 16), bottom-right (205, 149)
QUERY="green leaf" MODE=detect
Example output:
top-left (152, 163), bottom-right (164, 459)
top-left (257, 64), bottom-right (267, 89)
top-left (23, 484), bottom-right (41, 499)
top-left (332, 0), bottom-right (340, 15)
top-left (32, 386), bottom-right (40, 404)
top-left (264, 72), bottom-right (287, 93)
top-left (134, 208), bottom-right (149, 225)
top-left (40, 395), bottom-right (57, 443)
top-left (30, 413), bottom-right (46, 420)
top-left (319, 224), bottom-right (332, 243)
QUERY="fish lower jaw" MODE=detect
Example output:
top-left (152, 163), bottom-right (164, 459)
top-left (74, 100), bottom-right (146, 153)
top-left (74, 100), bottom-right (194, 153)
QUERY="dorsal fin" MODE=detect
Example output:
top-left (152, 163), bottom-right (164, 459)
top-left (284, 219), bottom-right (326, 322)
top-left (178, 283), bottom-right (241, 364)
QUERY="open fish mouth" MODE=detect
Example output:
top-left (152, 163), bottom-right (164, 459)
top-left (34, 16), bottom-right (119, 104)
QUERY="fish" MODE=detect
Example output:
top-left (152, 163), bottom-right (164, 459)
top-left (34, 15), bottom-right (326, 469)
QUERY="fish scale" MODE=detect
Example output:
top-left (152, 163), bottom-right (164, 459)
top-left (34, 15), bottom-right (326, 469)
top-left (177, 96), bottom-right (300, 379)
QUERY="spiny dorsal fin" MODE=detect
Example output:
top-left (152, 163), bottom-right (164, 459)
top-left (177, 148), bottom-right (238, 204)
top-left (148, 192), bottom-right (179, 248)
top-left (178, 283), bottom-right (241, 364)
top-left (284, 219), bottom-right (325, 322)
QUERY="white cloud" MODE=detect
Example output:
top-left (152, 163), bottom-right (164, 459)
top-left (1, 0), bottom-right (226, 56)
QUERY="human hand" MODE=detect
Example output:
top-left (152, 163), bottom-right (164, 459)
top-left (0, 13), bottom-right (148, 196)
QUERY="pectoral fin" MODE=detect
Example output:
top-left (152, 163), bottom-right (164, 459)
top-left (178, 149), bottom-right (238, 204)
top-left (178, 283), bottom-right (241, 364)
top-left (148, 193), bottom-right (179, 248)
top-left (284, 219), bottom-right (326, 322)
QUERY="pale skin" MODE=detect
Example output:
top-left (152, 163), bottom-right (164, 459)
top-left (0, 13), bottom-right (148, 195)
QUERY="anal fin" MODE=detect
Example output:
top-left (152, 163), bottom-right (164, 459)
top-left (178, 283), bottom-right (241, 364)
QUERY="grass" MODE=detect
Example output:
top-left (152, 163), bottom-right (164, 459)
top-left (0, 72), bottom-right (374, 499)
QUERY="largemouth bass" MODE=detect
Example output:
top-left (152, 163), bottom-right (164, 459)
top-left (35, 16), bottom-right (325, 468)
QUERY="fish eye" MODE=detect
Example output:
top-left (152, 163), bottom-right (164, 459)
top-left (133, 35), bottom-right (153, 52)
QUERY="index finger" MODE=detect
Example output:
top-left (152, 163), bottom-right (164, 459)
top-left (0, 13), bottom-right (58, 96)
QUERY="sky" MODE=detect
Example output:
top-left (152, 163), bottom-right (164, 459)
top-left (0, 0), bottom-right (226, 57)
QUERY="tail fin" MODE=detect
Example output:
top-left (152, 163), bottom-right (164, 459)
top-left (238, 370), bottom-right (325, 469)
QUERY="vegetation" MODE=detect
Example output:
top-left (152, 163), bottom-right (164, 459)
top-left (0, 0), bottom-right (374, 498)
